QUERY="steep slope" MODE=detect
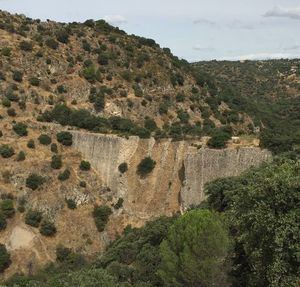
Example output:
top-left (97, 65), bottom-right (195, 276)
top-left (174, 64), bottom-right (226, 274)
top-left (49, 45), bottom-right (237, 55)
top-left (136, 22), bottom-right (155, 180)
top-left (0, 10), bottom-right (273, 280)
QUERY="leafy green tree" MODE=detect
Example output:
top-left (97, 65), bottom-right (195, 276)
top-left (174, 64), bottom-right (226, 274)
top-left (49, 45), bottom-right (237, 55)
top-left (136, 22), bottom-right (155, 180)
top-left (25, 210), bottom-right (43, 227)
top-left (51, 155), bottom-right (62, 169)
top-left (26, 174), bottom-right (45, 190)
top-left (206, 158), bottom-right (300, 287)
top-left (38, 134), bottom-right (52, 145)
top-left (93, 205), bottom-right (112, 232)
top-left (0, 199), bottom-right (15, 218)
top-left (79, 160), bottom-right (91, 171)
top-left (57, 131), bottom-right (73, 146)
top-left (207, 129), bottom-right (231, 149)
top-left (158, 209), bottom-right (230, 287)
top-left (40, 220), bottom-right (57, 236)
top-left (118, 163), bottom-right (128, 174)
top-left (137, 157), bottom-right (156, 177)
top-left (0, 145), bottom-right (15, 158)
top-left (13, 122), bottom-right (28, 136)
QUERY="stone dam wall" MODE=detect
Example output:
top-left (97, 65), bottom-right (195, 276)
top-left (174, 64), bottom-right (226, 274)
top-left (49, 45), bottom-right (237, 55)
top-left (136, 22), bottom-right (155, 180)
top-left (71, 131), bottom-right (272, 218)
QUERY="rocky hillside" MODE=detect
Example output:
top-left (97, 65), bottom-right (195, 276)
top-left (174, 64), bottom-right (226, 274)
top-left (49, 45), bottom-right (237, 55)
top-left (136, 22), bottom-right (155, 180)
top-left (0, 10), bottom-right (275, 280)
top-left (0, 10), bottom-right (256, 139)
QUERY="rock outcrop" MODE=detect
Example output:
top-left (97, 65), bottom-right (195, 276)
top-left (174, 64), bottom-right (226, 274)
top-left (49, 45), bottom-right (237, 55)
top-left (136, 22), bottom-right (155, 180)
top-left (72, 132), bottom-right (272, 217)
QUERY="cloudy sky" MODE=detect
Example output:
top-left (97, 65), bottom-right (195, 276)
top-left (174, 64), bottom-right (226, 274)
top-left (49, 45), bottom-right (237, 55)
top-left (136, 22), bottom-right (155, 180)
top-left (1, 0), bottom-right (300, 61)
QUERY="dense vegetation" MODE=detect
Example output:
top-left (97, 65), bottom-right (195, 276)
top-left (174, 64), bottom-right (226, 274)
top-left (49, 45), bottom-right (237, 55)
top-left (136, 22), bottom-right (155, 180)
top-left (193, 60), bottom-right (300, 153)
top-left (4, 155), bottom-right (298, 287)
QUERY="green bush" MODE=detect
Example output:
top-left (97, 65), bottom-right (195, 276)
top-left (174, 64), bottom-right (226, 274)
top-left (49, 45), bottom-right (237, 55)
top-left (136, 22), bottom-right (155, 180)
top-left (118, 162), bottom-right (128, 174)
top-left (66, 199), bottom-right (77, 210)
top-left (58, 169), bottom-right (70, 181)
top-left (0, 145), bottom-right (14, 158)
top-left (51, 143), bottom-right (58, 153)
top-left (13, 122), bottom-right (28, 136)
top-left (56, 29), bottom-right (69, 44)
top-left (40, 220), bottom-right (57, 236)
top-left (207, 129), bottom-right (231, 149)
top-left (45, 38), bottom-right (59, 49)
top-left (2, 98), bottom-right (11, 108)
top-left (12, 70), bottom-right (23, 82)
top-left (27, 139), bottom-right (35, 149)
top-left (57, 131), bottom-right (73, 146)
top-left (7, 108), bottom-right (16, 117)
top-left (38, 134), bottom-right (52, 145)
top-left (144, 117), bottom-right (157, 131)
top-left (79, 160), bottom-right (91, 171)
top-left (29, 77), bottom-right (40, 86)
top-left (79, 181), bottom-right (86, 188)
top-left (137, 157), bottom-right (156, 176)
top-left (94, 95), bottom-right (105, 112)
top-left (0, 199), bottom-right (15, 218)
top-left (26, 174), bottom-right (45, 190)
top-left (51, 155), bottom-right (62, 169)
top-left (17, 151), bottom-right (26, 161)
top-left (25, 210), bottom-right (43, 227)
top-left (0, 244), bottom-right (11, 273)
top-left (1, 47), bottom-right (11, 57)
top-left (19, 40), bottom-right (33, 51)
top-left (93, 205), bottom-right (112, 232)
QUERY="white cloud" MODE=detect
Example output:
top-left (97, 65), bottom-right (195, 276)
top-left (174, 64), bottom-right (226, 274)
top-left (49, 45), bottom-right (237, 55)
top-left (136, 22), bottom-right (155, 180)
top-left (193, 45), bottom-right (215, 52)
top-left (263, 6), bottom-right (300, 20)
top-left (103, 15), bottom-right (127, 26)
top-left (193, 18), bottom-right (217, 26)
top-left (221, 52), bottom-right (296, 61)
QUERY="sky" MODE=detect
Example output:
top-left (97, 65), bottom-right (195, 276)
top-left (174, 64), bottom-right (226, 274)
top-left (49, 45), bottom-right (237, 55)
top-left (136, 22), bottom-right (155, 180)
top-left (0, 0), bottom-right (300, 62)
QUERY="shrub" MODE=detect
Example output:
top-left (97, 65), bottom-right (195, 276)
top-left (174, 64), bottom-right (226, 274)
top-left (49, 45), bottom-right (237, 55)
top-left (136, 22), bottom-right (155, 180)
top-left (66, 198), bottom-right (77, 210)
top-left (144, 117), bottom-right (157, 131)
top-left (80, 160), bottom-right (91, 171)
top-left (45, 38), bottom-right (59, 49)
top-left (0, 199), bottom-right (15, 218)
top-left (19, 40), bottom-right (33, 51)
top-left (40, 220), bottom-right (57, 236)
top-left (0, 145), bottom-right (14, 158)
top-left (7, 108), bottom-right (16, 117)
top-left (0, 244), bottom-right (11, 273)
top-left (0, 213), bottom-right (7, 231)
top-left (2, 98), bottom-right (11, 108)
top-left (56, 29), bottom-right (69, 44)
top-left (1, 47), bottom-right (11, 57)
top-left (79, 181), bottom-right (86, 188)
top-left (27, 139), bottom-right (35, 149)
top-left (118, 162), bottom-right (128, 174)
top-left (51, 143), bottom-right (58, 153)
top-left (57, 131), bottom-right (73, 146)
top-left (207, 130), bottom-right (231, 149)
top-left (38, 134), bottom-right (52, 145)
top-left (137, 157), bottom-right (156, 176)
top-left (114, 198), bottom-right (124, 210)
top-left (93, 205), bottom-right (112, 232)
top-left (25, 210), bottom-right (43, 227)
top-left (94, 95), bottom-right (105, 112)
top-left (82, 65), bottom-right (101, 83)
top-left (26, 174), bottom-right (45, 190)
top-left (29, 77), bottom-right (40, 86)
top-left (51, 155), bottom-right (62, 169)
top-left (17, 151), bottom-right (26, 161)
top-left (13, 122), bottom-right (28, 136)
top-left (12, 70), bottom-right (23, 82)
top-left (58, 169), bottom-right (70, 181)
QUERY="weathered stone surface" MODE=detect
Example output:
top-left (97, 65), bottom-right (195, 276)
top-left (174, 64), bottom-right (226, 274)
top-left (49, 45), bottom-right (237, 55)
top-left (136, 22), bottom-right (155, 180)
top-left (71, 132), bottom-right (272, 216)
top-left (181, 147), bottom-right (272, 208)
